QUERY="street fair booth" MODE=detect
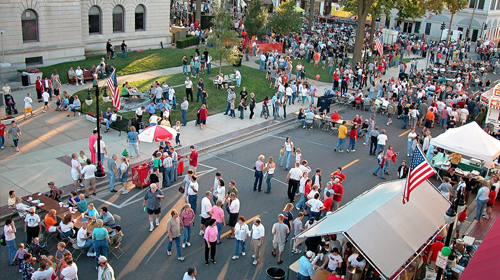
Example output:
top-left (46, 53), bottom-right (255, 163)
top-left (430, 122), bottom-right (500, 178)
top-left (291, 179), bottom-right (450, 280)
top-left (480, 83), bottom-right (500, 132)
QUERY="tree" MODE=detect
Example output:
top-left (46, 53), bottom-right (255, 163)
top-left (308, 0), bottom-right (315, 30)
top-left (268, 0), bottom-right (303, 35)
top-left (207, 0), bottom-right (242, 74)
top-left (443, 0), bottom-right (469, 43)
top-left (245, 0), bottom-right (268, 38)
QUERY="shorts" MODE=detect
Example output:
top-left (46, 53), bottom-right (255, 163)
top-left (201, 216), bottom-right (210, 226)
top-left (424, 119), bottom-right (433, 128)
top-left (200, 119), bottom-right (206, 125)
top-left (271, 77), bottom-right (275, 83)
top-left (147, 207), bottom-right (161, 215)
top-left (44, 101), bottom-right (48, 105)
top-left (455, 222), bottom-right (463, 231)
top-left (71, 169), bottom-right (80, 181)
top-left (388, 113), bottom-right (393, 118)
top-left (229, 212), bottom-right (239, 227)
top-left (25, 107), bottom-right (32, 113)
top-left (273, 241), bottom-right (285, 252)
top-left (487, 203), bottom-right (493, 207)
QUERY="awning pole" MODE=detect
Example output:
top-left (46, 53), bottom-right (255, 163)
top-left (343, 232), bottom-right (387, 279)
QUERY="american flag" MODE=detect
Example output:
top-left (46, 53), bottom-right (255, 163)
top-left (403, 146), bottom-right (435, 204)
top-left (375, 36), bottom-right (383, 56)
top-left (106, 69), bottom-right (121, 110)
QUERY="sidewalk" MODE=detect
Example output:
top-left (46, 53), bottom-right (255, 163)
top-left (0, 52), bottom-right (429, 208)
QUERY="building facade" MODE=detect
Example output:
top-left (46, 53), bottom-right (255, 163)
top-left (384, 0), bottom-right (500, 42)
top-left (0, 0), bottom-right (172, 69)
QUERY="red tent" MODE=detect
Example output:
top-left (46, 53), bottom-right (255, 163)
top-left (459, 217), bottom-right (500, 279)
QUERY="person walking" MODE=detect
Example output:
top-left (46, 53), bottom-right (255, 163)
top-left (232, 216), bottom-right (249, 260)
top-left (264, 156), bottom-right (276, 193)
top-left (203, 219), bottom-right (218, 266)
top-left (272, 214), bottom-right (289, 265)
top-left (189, 146), bottom-right (198, 174)
top-left (373, 150), bottom-right (386, 179)
top-left (143, 183), bottom-right (165, 232)
top-left (187, 175), bottom-right (199, 214)
top-left (4, 218), bottom-right (17, 266)
top-left (376, 129), bottom-right (388, 155)
top-left (334, 121), bottom-right (348, 152)
top-left (167, 209), bottom-right (185, 261)
top-left (227, 193), bottom-right (240, 239)
top-left (126, 126), bottom-right (140, 158)
top-left (346, 124), bottom-right (358, 153)
top-left (107, 154), bottom-right (118, 192)
top-left (249, 217), bottom-right (265, 265)
top-left (97, 256), bottom-right (115, 280)
top-left (81, 158), bottom-right (97, 197)
top-left (284, 137), bottom-right (294, 170)
top-left (180, 204), bottom-right (195, 248)
top-left (475, 183), bottom-right (490, 220)
top-left (253, 155), bottom-right (265, 191)
top-left (286, 162), bottom-right (303, 203)
top-left (7, 121), bottom-right (21, 152)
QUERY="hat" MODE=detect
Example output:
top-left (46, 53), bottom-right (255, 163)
top-left (436, 234), bottom-right (443, 240)
top-left (47, 181), bottom-right (55, 186)
top-left (115, 225), bottom-right (121, 231)
top-left (306, 251), bottom-right (314, 258)
top-left (98, 256), bottom-right (107, 263)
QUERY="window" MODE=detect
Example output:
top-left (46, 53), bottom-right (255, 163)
top-left (497, 0), bottom-right (500, 10)
top-left (414, 22), bottom-right (421, 33)
top-left (469, 0), bottom-right (485, 9)
top-left (425, 23), bottom-right (432, 35)
top-left (89, 6), bottom-right (101, 34)
top-left (25, 56), bottom-right (43, 66)
top-left (135, 5), bottom-right (145, 31)
top-left (113, 5), bottom-right (124, 33)
top-left (21, 9), bottom-right (38, 42)
top-left (491, 0), bottom-right (496, 10)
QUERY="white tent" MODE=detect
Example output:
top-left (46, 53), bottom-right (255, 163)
top-left (293, 180), bottom-right (450, 279)
top-left (430, 122), bottom-right (500, 163)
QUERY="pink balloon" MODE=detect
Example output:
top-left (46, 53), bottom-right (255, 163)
top-left (315, 74), bottom-right (320, 79)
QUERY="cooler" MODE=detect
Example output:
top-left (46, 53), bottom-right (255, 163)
top-left (177, 155), bottom-right (184, 175)
top-left (132, 163), bottom-right (151, 188)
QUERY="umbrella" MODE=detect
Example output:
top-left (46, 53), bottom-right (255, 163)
top-left (294, 6), bottom-right (305, 12)
top-left (482, 40), bottom-right (495, 46)
top-left (138, 125), bottom-right (177, 143)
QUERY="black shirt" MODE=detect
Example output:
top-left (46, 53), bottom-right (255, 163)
top-left (121, 42), bottom-right (127, 51)
top-left (150, 173), bottom-right (159, 184)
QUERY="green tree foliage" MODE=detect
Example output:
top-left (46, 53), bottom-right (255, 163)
top-left (268, 0), bottom-right (303, 35)
top-left (207, 0), bottom-right (242, 73)
top-left (245, 0), bottom-right (268, 37)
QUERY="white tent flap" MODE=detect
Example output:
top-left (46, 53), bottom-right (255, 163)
top-left (294, 180), bottom-right (450, 279)
top-left (430, 122), bottom-right (500, 163)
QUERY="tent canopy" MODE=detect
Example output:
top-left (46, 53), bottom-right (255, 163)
top-left (430, 122), bottom-right (500, 163)
top-left (294, 180), bottom-right (450, 279)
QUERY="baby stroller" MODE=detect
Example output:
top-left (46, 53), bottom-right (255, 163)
top-left (4, 94), bottom-right (18, 115)
top-left (27, 241), bottom-right (49, 262)
top-left (195, 108), bottom-right (201, 126)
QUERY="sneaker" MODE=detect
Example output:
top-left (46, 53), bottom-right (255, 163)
top-left (186, 242), bottom-right (191, 247)
top-left (15, 148), bottom-right (19, 152)
top-left (339, 150), bottom-right (343, 153)
top-left (363, 142), bottom-right (367, 145)
top-left (199, 230), bottom-right (205, 236)
top-left (155, 221), bottom-right (160, 226)
top-left (122, 190), bottom-right (128, 195)
top-left (253, 260), bottom-right (258, 265)
top-left (296, 206), bottom-right (300, 211)
top-left (483, 215), bottom-right (490, 219)
top-left (42, 110), bottom-right (46, 113)
top-left (387, 122), bottom-right (389, 126)
top-left (182, 243), bottom-right (186, 248)
top-left (167, 251), bottom-right (171, 256)
top-left (19, 269), bottom-right (22, 273)
top-left (149, 226), bottom-right (154, 232)
top-left (346, 149), bottom-right (350, 153)
top-left (252, 255), bottom-right (255, 258)
top-left (333, 148), bottom-right (337, 152)
top-left (351, 150), bottom-right (355, 152)
top-left (87, 252), bottom-right (96, 257)
top-left (232, 255), bottom-right (239, 260)
top-left (242, 252), bottom-right (245, 256)
top-left (178, 257), bottom-right (185, 261)
top-left (407, 154), bottom-right (410, 157)
top-left (295, 249), bottom-right (302, 254)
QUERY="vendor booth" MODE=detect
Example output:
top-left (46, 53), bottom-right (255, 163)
top-left (291, 179), bottom-right (450, 280)
top-left (480, 83), bottom-right (500, 132)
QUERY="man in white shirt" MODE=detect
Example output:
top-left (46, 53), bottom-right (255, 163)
top-left (77, 220), bottom-right (96, 256)
top-left (185, 77), bottom-right (193, 102)
top-left (248, 217), bottom-right (265, 265)
top-left (306, 193), bottom-right (324, 221)
top-left (260, 54), bottom-right (266, 71)
top-left (183, 267), bottom-right (197, 280)
top-left (199, 191), bottom-right (213, 236)
top-left (81, 158), bottom-right (97, 197)
top-left (286, 162), bottom-right (303, 203)
top-left (187, 175), bottom-right (199, 214)
top-left (228, 193), bottom-right (240, 238)
top-left (376, 129), bottom-right (388, 155)
top-left (75, 66), bottom-right (84, 85)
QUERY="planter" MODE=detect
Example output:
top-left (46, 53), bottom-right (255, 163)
top-left (1, 116), bottom-right (16, 125)
top-left (22, 72), bottom-right (43, 85)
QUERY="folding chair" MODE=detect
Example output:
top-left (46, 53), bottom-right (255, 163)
top-left (113, 214), bottom-right (122, 224)
top-left (109, 236), bottom-right (124, 259)
top-left (305, 118), bottom-right (314, 130)
top-left (40, 219), bottom-right (57, 245)
top-left (68, 237), bottom-right (85, 261)
top-left (56, 227), bottom-right (71, 244)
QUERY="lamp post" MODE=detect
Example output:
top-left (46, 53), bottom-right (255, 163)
top-left (436, 189), bottom-right (466, 280)
top-left (0, 30), bottom-right (5, 64)
top-left (85, 80), bottom-right (109, 178)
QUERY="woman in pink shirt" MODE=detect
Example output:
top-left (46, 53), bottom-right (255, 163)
top-left (180, 204), bottom-right (195, 248)
top-left (211, 199), bottom-right (225, 244)
top-left (204, 218), bottom-right (218, 266)
top-left (88, 129), bottom-right (98, 163)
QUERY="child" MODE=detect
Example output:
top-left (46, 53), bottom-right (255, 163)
top-left (485, 186), bottom-right (497, 220)
top-left (292, 212), bottom-right (305, 254)
top-left (14, 243), bottom-right (27, 272)
top-left (279, 145), bottom-right (285, 167)
top-left (29, 237), bottom-right (44, 261)
top-left (42, 90), bottom-right (50, 113)
top-left (20, 253), bottom-right (35, 279)
top-left (295, 148), bottom-right (302, 163)
top-left (229, 99), bottom-right (236, 118)
top-left (54, 242), bottom-right (69, 265)
top-left (47, 255), bottom-right (58, 276)
top-left (174, 121), bottom-right (182, 147)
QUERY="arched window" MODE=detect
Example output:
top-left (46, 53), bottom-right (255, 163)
top-left (89, 6), bottom-right (102, 34)
top-left (135, 5), bottom-right (146, 31)
top-left (113, 5), bottom-right (124, 33)
top-left (21, 9), bottom-right (38, 42)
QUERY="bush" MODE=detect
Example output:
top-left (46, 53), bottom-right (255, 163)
top-left (176, 35), bottom-right (200, 49)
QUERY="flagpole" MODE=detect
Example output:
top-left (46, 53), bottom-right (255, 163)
top-left (416, 145), bottom-right (444, 184)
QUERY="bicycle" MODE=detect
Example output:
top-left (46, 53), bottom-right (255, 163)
top-left (261, 104), bottom-right (269, 119)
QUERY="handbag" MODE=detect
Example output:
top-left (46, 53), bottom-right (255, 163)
top-left (178, 185), bottom-right (185, 194)
top-left (0, 234), bottom-right (5, 246)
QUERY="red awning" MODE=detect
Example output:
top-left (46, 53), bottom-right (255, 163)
top-left (459, 217), bottom-right (500, 279)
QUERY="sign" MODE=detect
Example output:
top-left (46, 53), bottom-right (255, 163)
top-left (494, 83), bottom-right (500, 97)
top-left (436, 251), bottom-right (448, 269)
top-left (491, 99), bottom-right (500, 108)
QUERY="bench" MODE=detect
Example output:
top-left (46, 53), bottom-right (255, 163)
top-left (67, 70), bottom-right (94, 85)
top-left (100, 118), bottom-right (130, 136)
top-left (70, 106), bottom-right (83, 116)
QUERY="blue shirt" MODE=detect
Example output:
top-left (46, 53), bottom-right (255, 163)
top-left (92, 227), bottom-right (109, 241)
top-left (127, 131), bottom-right (139, 143)
top-left (298, 256), bottom-right (315, 277)
top-left (146, 104), bottom-right (157, 114)
top-left (103, 111), bottom-right (112, 120)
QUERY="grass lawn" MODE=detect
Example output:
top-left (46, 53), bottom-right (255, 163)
top-left (38, 47), bottom-right (201, 84)
top-left (73, 64), bottom-right (276, 124)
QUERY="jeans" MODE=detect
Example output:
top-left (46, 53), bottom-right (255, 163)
top-left (172, 161), bottom-right (178, 181)
top-left (347, 138), bottom-right (356, 150)
top-left (93, 239), bottom-right (108, 266)
top-left (182, 225), bottom-right (192, 244)
top-left (167, 236), bottom-right (182, 258)
top-left (225, 101), bottom-right (231, 115)
top-left (383, 160), bottom-right (391, 174)
top-left (274, 104), bottom-right (280, 119)
top-left (296, 70), bottom-right (301, 79)
top-left (335, 138), bottom-right (346, 150)
top-left (376, 144), bottom-right (385, 155)
top-left (309, 211), bottom-right (320, 220)
top-left (407, 140), bottom-right (413, 155)
top-left (0, 135), bottom-right (4, 148)
top-left (234, 239), bottom-right (246, 255)
top-left (182, 110), bottom-right (187, 125)
top-left (216, 222), bottom-right (223, 242)
top-left (401, 115), bottom-right (409, 129)
top-left (182, 65), bottom-right (188, 74)
top-left (440, 117), bottom-right (448, 127)
top-left (99, 153), bottom-right (105, 163)
top-left (13, 139), bottom-right (19, 147)
top-left (164, 166), bottom-right (173, 187)
top-left (6, 239), bottom-right (16, 265)
top-left (297, 273), bottom-right (311, 280)
top-left (196, 90), bottom-right (203, 102)
top-left (189, 195), bottom-right (198, 214)
top-left (266, 173), bottom-right (273, 192)
top-left (259, 60), bottom-right (265, 71)
top-left (81, 239), bottom-right (95, 254)
top-left (476, 199), bottom-right (488, 219)
top-left (129, 142), bottom-right (139, 157)
top-left (374, 164), bottom-right (385, 178)
top-left (253, 170), bottom-right (263, 191)
top-left (285, 150), bottom-right (292, 169)
top-left (122, 50), bottom-right (126, 58)
top-left (207, 63), bottom-right (211, 74)
top-left (296, 193), bottom-right (307, 210)
top-left (108, 171), bottom-right (116, 191)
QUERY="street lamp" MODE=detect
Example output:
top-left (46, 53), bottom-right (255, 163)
top-left (0, 30), bottom-right (5, 64)
top-left (85, 81), bottom-right (110, 178)
top-left (436, 189), bottom-right (466, 280)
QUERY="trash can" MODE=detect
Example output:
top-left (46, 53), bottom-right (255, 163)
top-left (132, 163), bottom-right (151, 188)
top-left (346, 266), bottom-right (363, 280)
top-left (266, 267), bottom-right (285, 280)
top-left (177, 155), bottom-right (184, 175)
top-left (21, 74), bottom-right (29, 86)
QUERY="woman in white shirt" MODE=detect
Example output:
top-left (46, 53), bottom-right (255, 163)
top-left (60, 256), bottom-right (78, 280)
top-left (118, 157), bottom-right (130, 190)
top-left (4, 218), bottom-right (17, 265)
top-left (232, 216), bottom-right (250, 259)
top-left (407, 128), bottom-right (417, 156)
top-left (59, 213), bottom-right (75, 238)
top-left (284, 137), bottom-right (294, 170)
top-left (70, 153), bottom-right (82, 190)
top-left (264, 157), bottom-right (276, 193)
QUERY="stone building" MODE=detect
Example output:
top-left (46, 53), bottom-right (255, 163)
top-left (0, 0), bottom-right (172, 70)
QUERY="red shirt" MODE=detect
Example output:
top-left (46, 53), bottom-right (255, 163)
top-left (331, 113), bottom-right (340, 122)
top-left (189, 150), bottom-right (199, 167)
top-left (199, 108), bottom-right (207, 120)
top-left (457, 101), bottom-right (465, 108)
top-left (304, 184), bottom-right (312, 197)
top-left (458, 211), bottom-right (467, 223)
top-left (429, 241), bottom-right (444, 262)
top-left (332, 183), bottom-right (343, 202)
top-left (323, 197), bottom-right (332, 212)
top-left (352, 118), bottom-right (362, 125)
top-left (282, 75), bottom-right (289, 84)
top-left (328, 276), bottom-right (343, 280)
top-left (349, 129), bottom-right (358, 139)
top-left (331, 171), bottom-right (346, 182)
top-left (0, 123), bottom-right (5, 136)
top-left (488, 191), bottom-right (497, 204)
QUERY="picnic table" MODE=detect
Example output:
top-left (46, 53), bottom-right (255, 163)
top-left (23, 193), bottom-right (69, 215)
top-left (57, 211), bottom-right (112, 232)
